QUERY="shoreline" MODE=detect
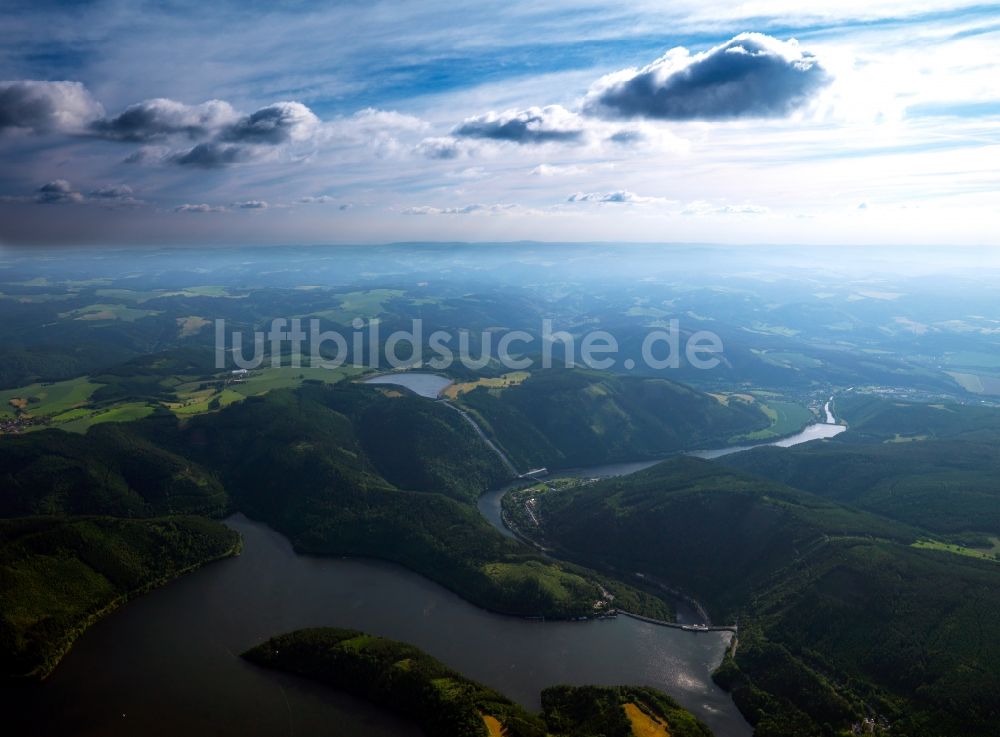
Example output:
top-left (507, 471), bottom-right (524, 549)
top-left (5, 533), bottom-right (243, 685)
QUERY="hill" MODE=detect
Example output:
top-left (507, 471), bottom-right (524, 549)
top-left (458, 370), bottom-right (770, 469)
top-left (159, 382), bottom-right (668, 620)
top-left (0, 423), bottom-right (228, 518)
top-left (0, 515), bottom-right (240, 681)
top-left (522, 456), bottom-right (911, 618)
top-left (725, 396), bottom-right (1000, 533)
top-left (520, 456), bottom-right (1000, 736)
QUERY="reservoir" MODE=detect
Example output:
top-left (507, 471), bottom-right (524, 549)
top-left (1, 515), bottom-right (749, 737)
top-left (4, 385), bottom-right (842, 737)
top-left (364, 372), bottom-right (452, 398)
top-left (478, 419), bottom-right (847, 540)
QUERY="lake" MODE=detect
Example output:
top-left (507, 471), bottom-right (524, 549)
top-left (364, 372), bottom-right (453, 398)
top-left (1, 515), bottom-right (749, 737)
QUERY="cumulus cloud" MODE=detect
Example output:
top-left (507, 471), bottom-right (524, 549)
top-left (402, 203), bottom-right (521, 215)
top-left (222, 101), bottom-right (319, 144)
top-left (35, 179), bottom-right (84, 204)
top-left (583, 33), bottom-right (830, 120)
top-left (453, 105), bottom-right (585, 144)
top-left (89, 184), bottom-right (134, 199)
top-left (174, 203), bottom-right (225, 213)
top-left (299, 195), bottom-right (335, 204)
top-left (0, 81), bottom-right (104, 135)
top-left (90, 98), bottom-right (238, 141)
top-left (88, 184), bottom-right (143, 206)
top-left (567, 190), bottom-right (670, 205)
top-left (233, 200), bottom-right (268, 209)
top-left (341, 108), bottom-right (427, 135)
top-left (85, 98), bottom-right (321, 167)
top-left (415, 136), bottom-right (479, 159)
top-left (167, 142), bottom-right (258, 167)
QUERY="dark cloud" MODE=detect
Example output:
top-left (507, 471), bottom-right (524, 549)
top-left (168, 142), bottom-right (255, 168)
top-left (89, 184), bottom-right (134, 199)
top-left (88, 184), bottom-right (142, 207)
top-left (0, 80), bottom-right (103, 134)
top-left (90, 98), bottom-right (237, 141)
top-left (452, 105), bottom-right (585, 144)
top-left (415, 136), bottom-right (465, 159)
top-left (583, 33), bottom-right (830, 121)
top-left (35, 179), bottom-right (84, 204)
top-left (221, 102), bottom-right (318, 144)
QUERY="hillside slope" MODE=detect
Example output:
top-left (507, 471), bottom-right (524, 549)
top-left (459, 370), bottom-right (769, 469)
top-left (525, 456), bottom-right (1000, 736)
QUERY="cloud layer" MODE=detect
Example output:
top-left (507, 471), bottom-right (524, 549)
top-left (583, 33), bottom-right (830, 120)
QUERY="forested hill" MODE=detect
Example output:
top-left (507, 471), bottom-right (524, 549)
top-left (725, 396), bottom-right (1000, 533)
top-left (526, 456), bottom-right (912, 620)
top-left (523, 454), bottom-right (1000, 736)
top-left (0, 379), bottom-right (672, 684)
top-left (458, 370), bottom-right (770, 469)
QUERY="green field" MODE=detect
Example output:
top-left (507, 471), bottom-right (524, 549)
top-left (730, 398), bottom-right (814, 442)
top-left (59, 303), bottom-right (161, 322)
top-left (56, 403), bottom-right (156, 433)
top-left (912, 539), bottom-right (999, 562)
top-left (0, 377), bottom-right (102, 420)
top-left (94, 286), bottom-right (245, 302)
top-left (306, 289), bottom-right (405, 323)
top-left (230, 366), bottom-right (363, 395)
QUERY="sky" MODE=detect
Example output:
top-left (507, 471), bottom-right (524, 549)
top-left (0, 0), bottom-right (998, 247)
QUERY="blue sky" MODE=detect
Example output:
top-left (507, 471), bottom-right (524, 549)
top-left (1, 0), bottom-right (998, 246)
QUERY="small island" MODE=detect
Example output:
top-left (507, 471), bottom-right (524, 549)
top-left (243, 627), bottom-right (715, 737)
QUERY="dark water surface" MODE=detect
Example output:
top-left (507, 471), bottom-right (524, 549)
top-left (2, 515), bottom-right (750, 737)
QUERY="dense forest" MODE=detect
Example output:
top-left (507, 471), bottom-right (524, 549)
top-left (725, 395), bottom-right (1000, 533)
top-left (0, 377), bottom-right (675, 682)
top-left (5, 363), bottom-right (1000, 736)
top-left (458, 370), bottom-right (770, 469)
top-left (520, 446), bottom-right (1000, 736)
top-left (0, 515), bottom-right (239, 681)
top-left (244, 627), bottom-right (713, 737)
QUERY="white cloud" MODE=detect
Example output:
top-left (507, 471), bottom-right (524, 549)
top-left (567, 189), bottom-right (671, 205)
top-left (402, 202), bottom-right (523, 215)
top-left (174, 203), bottom-right (226, 213)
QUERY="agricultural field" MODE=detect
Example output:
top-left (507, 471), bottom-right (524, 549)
top-left (912, 539), bottom-right (999, 562)
top-left (0, 377), bottom-right (102, 420)
top-left (58, 303), bottom-right (160, 321)
top-left (728, 397), bottom-right (815, 442)
top-left (442, 370), bottom-right (530, 399)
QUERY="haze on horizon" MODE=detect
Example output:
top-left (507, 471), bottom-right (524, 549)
top-left (1, 1), bottom-right (998, 247)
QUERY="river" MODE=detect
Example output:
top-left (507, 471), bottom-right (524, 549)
top-left (1, 515), bottom-right (748, 737)
top-left (478, 413), bottom-right (847, 542)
